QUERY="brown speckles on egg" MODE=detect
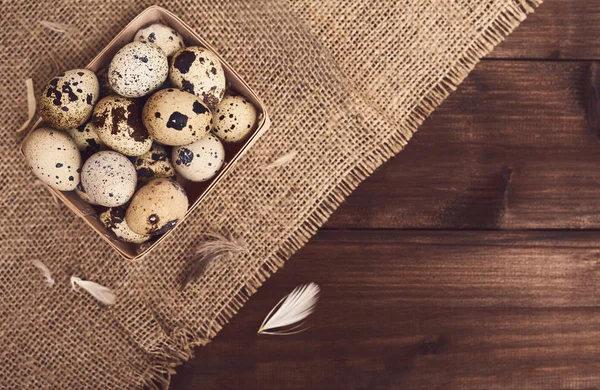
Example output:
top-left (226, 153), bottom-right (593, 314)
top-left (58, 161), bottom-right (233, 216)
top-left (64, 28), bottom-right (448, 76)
top-left (172, 134), bottom-right (225, 182)
top-left (23, 128), bottom-right (82, 191)
top-left (169, 47), bottom-right (225, 109)
top-left (108, 41), bottom-right (168, 98)
top-left (81, 151), bottom-right (137, 207)
top-left (93, 96), bottom-right (152, 156)
top-left (125, 178), bottom-right (188, 235)
top-left (142, 89), bottom-right (211, 146)
top-left (100, 207), bottom-right (150, 243)
top-left (134, 144), bottom-right (175, 183)
top-left (212, 94), bottom-right (258, 143)
top-left (67, 122), bottom-right (104, 154)
top-left (134, 23), bottom-right (185, 57)
top-left (40, 69), bottom-right (99, 130)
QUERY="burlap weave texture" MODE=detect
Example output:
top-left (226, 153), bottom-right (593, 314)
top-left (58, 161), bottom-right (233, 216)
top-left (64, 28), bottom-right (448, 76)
top-left (0, 1), bottom-right (540, 388)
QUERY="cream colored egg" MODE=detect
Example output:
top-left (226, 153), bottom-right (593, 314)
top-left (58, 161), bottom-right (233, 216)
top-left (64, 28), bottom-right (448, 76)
top-left (39, 69), bottom-right (99, 130)
top-left (100, 207), bottom-right (150, 244)
top-left (172, 134), bottom-right (225, 182)
top-left (81, 151), bottom-right (137, 207)
top-left (92, 95), bottom-right (152, 156)
top-left (134, 143), bottom-right (175, 183)
top-left (134, 23), bottom-right (184, 57)
top-left (169, 47), bottom-right (226, 108)
top-left (212, 94), bottom-right (258, 143)
top-left (108, 41), bottom-right (168, 98)
top-left (125, 178), bottom-right (188, 235)
top-left (66, 122), bottom-right (104, 154)
top-left (142, 89), bottom-right (212, 146)
top-left (23, 127), bottom-right (81, 191)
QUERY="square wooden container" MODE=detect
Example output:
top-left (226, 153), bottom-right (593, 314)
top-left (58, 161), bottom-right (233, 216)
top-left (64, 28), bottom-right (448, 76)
top-left (20, 6), bottom-right (271, 260)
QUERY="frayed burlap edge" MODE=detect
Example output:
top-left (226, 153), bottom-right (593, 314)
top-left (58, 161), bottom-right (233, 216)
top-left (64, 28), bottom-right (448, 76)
top-left (141, 0), bottom-right (543, 388)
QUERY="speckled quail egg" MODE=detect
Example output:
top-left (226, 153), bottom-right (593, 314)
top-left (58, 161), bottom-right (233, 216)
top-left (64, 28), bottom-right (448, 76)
top-left (212, 94), bottom-right (258, 143)
top-left (40, 69), bottom-right (99, 130)
top-left (66, 122), bottom-right (104, 155)
top-left (134, 23), bottom-right (184, 57)
top-left (170, 46), bottom-right (226, 108)
top-left (173, 133), bottom-right (225, 182)
top-left (126, 178), bottom-right (188, 235)
top-left (75, 183), bottom-right (98, 205)
top-left (100, 207), bottom-right (150, 244)
top-left (92, 95), bottom-right (152, 156)
top-left (108, 41), bottom-right (168, 98)
top-left (142, 88), bottom-right (212, 146)
top-left (81, 151), bottom-right (137, 207)
top-left (134, 143), bottom-right (175, 183)
top-left (23, 127), bottom-right (81, 191)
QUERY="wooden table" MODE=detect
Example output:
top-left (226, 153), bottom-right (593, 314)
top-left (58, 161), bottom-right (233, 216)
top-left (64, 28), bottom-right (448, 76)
top-left (172, 2), bottom-right (600, 388)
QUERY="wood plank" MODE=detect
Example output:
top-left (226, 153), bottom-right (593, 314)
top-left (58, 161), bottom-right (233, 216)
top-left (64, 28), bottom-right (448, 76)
top-left (488, 0), bottom-right (600, 60)
top-left (172, 230), bottom-right (600, 390)
top-left (326, 60), bottom-right (600, 229)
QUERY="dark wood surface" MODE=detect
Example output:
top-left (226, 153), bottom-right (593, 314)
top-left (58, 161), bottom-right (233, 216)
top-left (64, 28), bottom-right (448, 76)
top-left (172, 2), bottom-right (600, 389)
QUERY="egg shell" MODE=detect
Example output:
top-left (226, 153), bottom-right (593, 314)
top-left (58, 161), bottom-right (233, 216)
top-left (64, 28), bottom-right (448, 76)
top-left (100, 207), bottom-right (150, 244)
top-left (23, 127), bottom-right (81, 191)
top-left (75, 183), bottom-right (99, 205)
top-left (212, 94), bottom-right (258, 143)
top-left (92, 95), bottom-right (152, 156)
top-left (169, 46), bottom-right (226, 109)
top-left (66, 122), bottom-right (104, 154)
top-left (142, 88), bottom-right (212, 146)
top-left (81, 151), bottom-right (137, 207)
top-left (134, 23), bottom-right (185, 57)
top-left (108, 41), bottom-right (168, 98)
top-left (96, 68), bottom-right (115, 98)
top-left (134, 143), bottom-right (175, 183)
top-left (126, 178), bottom-right (188, 235)
top-left (172, 134), bottom-right (225, 182)
top-left (39, 69), bottom-right (99, 130)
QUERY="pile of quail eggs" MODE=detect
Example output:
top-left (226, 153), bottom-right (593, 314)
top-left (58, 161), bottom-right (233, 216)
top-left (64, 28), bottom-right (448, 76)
top-left (23, 23), bottom-right (258, 245)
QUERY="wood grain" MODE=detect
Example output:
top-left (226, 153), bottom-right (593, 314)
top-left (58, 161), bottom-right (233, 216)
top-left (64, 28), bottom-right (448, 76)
top-left (326, 61), bottom-right (600, 229)
top-left (171, 231), bottom-right (600, 390)
top-left (489, 0), bottom-right (600, 60)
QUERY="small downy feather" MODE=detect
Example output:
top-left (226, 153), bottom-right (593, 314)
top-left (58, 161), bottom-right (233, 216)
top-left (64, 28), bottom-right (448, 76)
top-left (17, 78), bottom-right (35, 133)
top-left (258, 283), bottom-right (320, 335)
top-left (31, 260), bottom-right (55, 286)
top-left (70, 276), bottom-right (116, 305)
top-left (180, 232), bottom-right (247, 290)
top-left (262, 151), bottom-right (297, 169)
top-left (39, 20), bottom-right (69, 33)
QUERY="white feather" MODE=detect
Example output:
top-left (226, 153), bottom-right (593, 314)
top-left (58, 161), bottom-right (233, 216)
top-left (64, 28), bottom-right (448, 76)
top-left (258, 283), bottom-right (320, 335)
top-left (39, 20), bottom-right (69, 33)
top-left (262, 151), bottom-right (297, 169)
top-left (17, 78), bottom-right (35, 133)
top-left (31, 260), bottom-right (55, 286)
top-left (70, 276), bottom-right (116, 305)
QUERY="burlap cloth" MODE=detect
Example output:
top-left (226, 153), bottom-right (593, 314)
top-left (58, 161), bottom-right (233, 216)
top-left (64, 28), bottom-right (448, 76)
top-left (0, 1), bottom-right (541, 388)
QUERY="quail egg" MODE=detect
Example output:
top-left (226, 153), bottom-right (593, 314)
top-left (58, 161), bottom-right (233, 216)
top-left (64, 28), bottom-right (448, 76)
top-left (172, 133), bottom-right (225, 182)
top-left (66, 122), bottom-right (104, 155)
top-left (134, 23), bottom-right (184, 57)
top-left (134, 143), bottom-right (175, 183)
top-left (39, 69), bottom-right (99, 130)
top-left (169, 46), bottom-right (226, 108)
top-left (23, 127), bottom-right (81, 191)
top-left (92, 95), bottom-right (152, 156)
top-left (108, 41), bottom-right (168, 98)
top-left (142, 88), bottom-right (212, 146)
top-left (100, 207), bottom-right (150, 244)
top-left (126, 178), bottom-right (188, 235)
top-left (212, 94), bottom-right (258, 143)
top-left (81, 151), bottom-right (137, 207)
